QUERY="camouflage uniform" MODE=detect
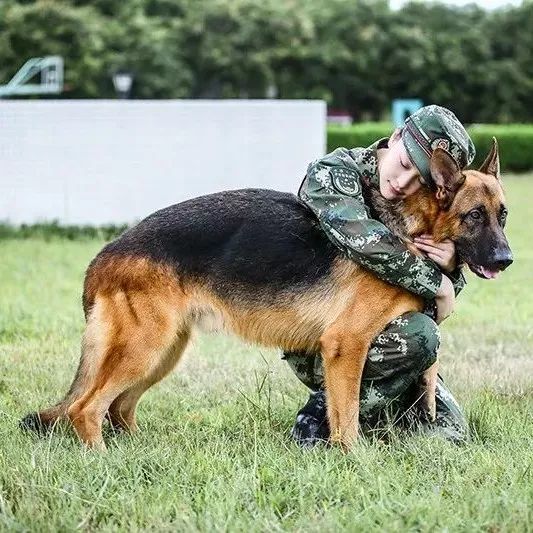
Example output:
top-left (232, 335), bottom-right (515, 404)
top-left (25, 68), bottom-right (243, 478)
top-left (286, 106), bottom-right (476, 445)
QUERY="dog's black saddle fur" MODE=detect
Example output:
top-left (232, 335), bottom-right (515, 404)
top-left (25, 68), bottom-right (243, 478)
top-left (101, 189), bottom-right (340, 301)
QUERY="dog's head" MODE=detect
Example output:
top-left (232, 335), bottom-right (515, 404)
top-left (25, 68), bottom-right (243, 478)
top-left (429, 138), bottom-right (513, 279)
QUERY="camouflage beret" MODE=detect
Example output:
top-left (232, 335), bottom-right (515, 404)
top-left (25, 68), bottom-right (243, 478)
top-left (402, 105), bottom-right (476, 188)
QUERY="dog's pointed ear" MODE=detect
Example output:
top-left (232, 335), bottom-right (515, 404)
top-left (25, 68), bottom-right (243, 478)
top-left (430, 147), bottom-right (465, 210)
top-left (478, 137), bottom-right (500, 179)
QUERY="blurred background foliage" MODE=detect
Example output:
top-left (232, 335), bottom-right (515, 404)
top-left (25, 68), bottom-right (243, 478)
top-left (328, 123), bottom-right (533, 172)
top-left (0, 0), bottom-right (532, 123)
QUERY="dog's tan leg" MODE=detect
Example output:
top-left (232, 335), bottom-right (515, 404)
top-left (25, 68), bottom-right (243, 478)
top-left (68, 389), bottom-right (118, 452)
top-left (319, 275), bottom-right (424, 450)
top-left (320, 329), bottom-right (369, 450)
top-left (68, 333), bottom-right (183, 450)
top-left (418, 361), bottom-right (439, 421)
top-left (67, 290), bottom-right (184, 450)
top-left (107, 331), bottom-right (191, 432)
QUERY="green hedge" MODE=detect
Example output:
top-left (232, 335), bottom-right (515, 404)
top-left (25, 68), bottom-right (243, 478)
top-left (0, 221), bottom-right (128, 240)
top-left (327, 123), bottom-right (533, 173)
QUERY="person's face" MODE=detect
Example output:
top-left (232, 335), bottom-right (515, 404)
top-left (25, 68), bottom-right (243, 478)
top-left (378, 132), bottom-right (425, 200)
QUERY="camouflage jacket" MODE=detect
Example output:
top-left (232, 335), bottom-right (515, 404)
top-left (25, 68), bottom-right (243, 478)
top-left (298, 140), bottom-right (466, 300)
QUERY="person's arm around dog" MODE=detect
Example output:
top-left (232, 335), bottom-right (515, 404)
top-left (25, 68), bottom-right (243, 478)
top-left (299, 155), bottom-right (443, 299)
top-left (413, 235), bottom-right (460, 323)
top-left (299, 145), bottom-right (456, 314)
top-left (300, 154), bottom-right (457, 324)
top-left (435, 275), bottom-right (455, 324)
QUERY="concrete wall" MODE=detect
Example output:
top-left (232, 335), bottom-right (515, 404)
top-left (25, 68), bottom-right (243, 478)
top-left (0, 100), bottom-right (326, 225)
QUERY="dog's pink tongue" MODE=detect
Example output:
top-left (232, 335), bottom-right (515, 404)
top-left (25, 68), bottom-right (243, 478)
top-left (480, 267), bottom-right (500, 279)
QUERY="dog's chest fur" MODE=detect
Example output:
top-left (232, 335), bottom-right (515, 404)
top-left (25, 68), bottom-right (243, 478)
top-left (363, 185), bottom-right (409, 239)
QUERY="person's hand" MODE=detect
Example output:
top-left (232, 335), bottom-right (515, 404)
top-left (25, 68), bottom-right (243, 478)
top-left (413, 235), bottom-right (457, 273)
top-left (434, 275), bottom-right (455, 324)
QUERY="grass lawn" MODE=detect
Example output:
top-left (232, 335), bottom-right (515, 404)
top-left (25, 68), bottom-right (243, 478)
top-left (0, 176), bottom-right (532, 532)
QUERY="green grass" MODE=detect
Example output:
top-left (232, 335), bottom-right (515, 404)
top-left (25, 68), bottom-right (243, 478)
top-left (1, 177), bottom-right (532, 532)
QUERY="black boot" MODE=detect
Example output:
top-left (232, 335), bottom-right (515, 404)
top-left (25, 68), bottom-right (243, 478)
top-left (291, 390), bottom-right (330, 448)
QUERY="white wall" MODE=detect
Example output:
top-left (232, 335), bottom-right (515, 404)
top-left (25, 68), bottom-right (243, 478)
top-left (0, 100), bottom-right (326, 225)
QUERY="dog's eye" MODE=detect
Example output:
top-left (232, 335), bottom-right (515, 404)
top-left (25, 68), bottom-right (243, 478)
top-left (500, 208), bottom-right (508, 226)
top-left (469, 209), bottom-right (482, 220)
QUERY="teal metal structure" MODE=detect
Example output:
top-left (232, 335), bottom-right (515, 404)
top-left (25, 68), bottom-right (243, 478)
top-left (392, 99), bottom-right (423, 127)
top-left (0, 56), bottom-right (63, 98)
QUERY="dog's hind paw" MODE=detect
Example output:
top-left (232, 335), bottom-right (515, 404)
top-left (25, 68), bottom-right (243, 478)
top-left (19, 412), bottom-right (52, 435)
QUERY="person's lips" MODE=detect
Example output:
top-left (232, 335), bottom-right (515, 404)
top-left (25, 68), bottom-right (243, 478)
top-left (389, 182), bottom-right (403, 196)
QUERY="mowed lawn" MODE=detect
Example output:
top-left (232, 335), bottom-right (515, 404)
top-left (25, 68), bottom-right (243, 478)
top-left (0, 177), bottom-right (532, 532)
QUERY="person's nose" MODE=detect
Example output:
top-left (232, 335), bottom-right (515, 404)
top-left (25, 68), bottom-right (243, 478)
top-left (398, 172), bottom-right (416, 189)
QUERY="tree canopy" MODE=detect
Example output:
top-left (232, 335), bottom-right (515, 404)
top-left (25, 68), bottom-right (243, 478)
top-left (1, 0), bottom-right (532, 122)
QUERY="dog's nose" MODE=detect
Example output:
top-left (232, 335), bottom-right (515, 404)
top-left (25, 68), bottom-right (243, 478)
top-left (494, 250), bottom-right (513, 271)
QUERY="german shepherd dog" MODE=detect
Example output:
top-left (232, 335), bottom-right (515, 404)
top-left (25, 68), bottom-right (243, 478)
top-left (22, 139), bottom-right (512, 451)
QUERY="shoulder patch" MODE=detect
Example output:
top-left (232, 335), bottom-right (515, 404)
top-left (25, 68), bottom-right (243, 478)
top-left (330, 167), bottom-right (361, 196)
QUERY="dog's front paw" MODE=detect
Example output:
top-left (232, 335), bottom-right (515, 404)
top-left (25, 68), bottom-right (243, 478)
top-left (418, 363), bottom-right (438, 422)
top-left (329, 426), bottom-right (358, 452)
top-left (419, 394), bottom-right (436, 422)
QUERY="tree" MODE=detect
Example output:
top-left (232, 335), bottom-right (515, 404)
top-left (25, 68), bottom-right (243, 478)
top-left (102, 2), bottom-right (192, 98)
top-left (481, 3), bottom-right (533, 122)
top-left (0, 0), bottom-right (531, 122)
top-left (0, 1), bottom-right (107, 97)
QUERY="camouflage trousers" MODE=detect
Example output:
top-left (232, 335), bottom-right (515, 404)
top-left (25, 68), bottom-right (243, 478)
top-left (283, 311), bottom-right (468, 443)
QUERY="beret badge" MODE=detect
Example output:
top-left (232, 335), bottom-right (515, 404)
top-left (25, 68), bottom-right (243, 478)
top-left (431, 138), bottom-right (450, 151)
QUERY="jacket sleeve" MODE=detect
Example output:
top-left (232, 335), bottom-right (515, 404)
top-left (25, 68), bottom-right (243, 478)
top-left (449, 267), bottom-right (467, 296)
top-left (298, 153), bottom-right (443, 300)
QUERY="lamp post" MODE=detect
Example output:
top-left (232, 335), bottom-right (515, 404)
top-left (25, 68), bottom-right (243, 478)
top-left (112, 70), bottom-right (134, 99)
top-left (265, 83), bottom-right (278, 99)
